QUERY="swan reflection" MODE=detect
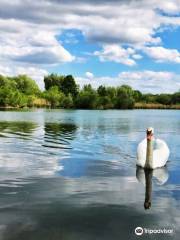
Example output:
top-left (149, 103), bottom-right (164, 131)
top-left (136, 166), bottom-right (169, 209)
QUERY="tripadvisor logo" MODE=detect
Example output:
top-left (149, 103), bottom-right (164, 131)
top-left (135, 227), bottom-right (143, 236)
top-left (134, 226), bottom-right (174, 236)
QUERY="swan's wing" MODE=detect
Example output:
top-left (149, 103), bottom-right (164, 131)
top-left (136, 139), bottom-right (146, 167)
top-left (153, 139), bottom-right (170, 168)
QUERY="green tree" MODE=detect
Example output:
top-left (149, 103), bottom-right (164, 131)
top-left (0, 87), bottom-right (27, 107)
top-left (44, 74), bottom-right (78, 97)
top-left (76, 84), bottom-right (98, 109)
top-left (13, 75), bottom-right (40, 95)
top-left (141, 94), bottom-right (156, 103)
top-left (0, 75), bottom-right (7, 87)
top-left (106, 87), bottom-right (116, 99)
top-left (44, 73), bottom-right (64, 90)
top-left (97, 96), bottom-right (113, 109)
top-left (97, 85), bottom-right (107, 97)
top-left (60, 93), bottom-right (74, 108)
top-left (44, 86), bottom-right (62, 108)
top-left (156, 94), bottom-right (171, 105)
top-left (60, 75), bottom-right (78, 97)
top-left (171, 91), bottom-right (180, 104)
top-left (115, 85), bottom-right (135, 109)
top-left (133, 90), bottom-right (143, 102)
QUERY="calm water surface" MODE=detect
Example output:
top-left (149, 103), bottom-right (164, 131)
top-left (0, 109), bottom-right (179, 240)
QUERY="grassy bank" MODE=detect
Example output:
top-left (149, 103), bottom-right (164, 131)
top-left (32, 98), bottom-right (50, 108)
top-left (135, 103), bottom-right (180, 109)
top-left (1, 102), bottom-right (180, 110)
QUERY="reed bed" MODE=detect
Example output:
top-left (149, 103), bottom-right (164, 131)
top-left (135, 103), bottom-right (180, 109)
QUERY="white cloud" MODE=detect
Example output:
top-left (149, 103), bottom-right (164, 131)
top-left (0, 64), bottom-right (48, 89)
top-left (14, 46), bottom-right (75, 64)
top-left (117, 70), bottom-right (180, 92)
top-left (76, 70), bottom-right (180, 93)
top-left (157, 0), bottom-right (180, 14)
top-left (85, 71), bottom-right (94, 79)
top-left (0, 1), bottom-right (180, 48)
top-left (132, 54), bottom-right (143, 60)
top-left (0, 0), bottom-right (180, 87)
top-left (143, 46), bottom-right (180, 63)
top-left (0, 26), bottom-right (75, 65)
top-left (94, 45), bottom-right (137, 66)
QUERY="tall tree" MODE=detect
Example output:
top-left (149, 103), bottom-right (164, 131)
top-left (76, 84), bottom-right (98, 109)
top-left (61, 75), bottom-right (78, 97)
top-left (116, 85), bottom-right (135, 109)
top-left (14, 75), bottom-right (40, 95)
top-left (44, 74), bottom-right (64, 90)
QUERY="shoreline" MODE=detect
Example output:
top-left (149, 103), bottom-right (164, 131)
top-left (0, 104), bottom-right (180, 110)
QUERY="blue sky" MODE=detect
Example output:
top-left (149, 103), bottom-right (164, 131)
top-left (0, 0), bottom-right (179, 93)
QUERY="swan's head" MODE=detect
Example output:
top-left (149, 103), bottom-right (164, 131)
top-left (146, 127), bottom-right (154, 140)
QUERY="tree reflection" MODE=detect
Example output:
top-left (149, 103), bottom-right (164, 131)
top-left (0, 121), bottom-right (37, 136)
top-left (44, 123), bottom-right (77, 137)
top-left (43, 122), bottom-right (77, 149)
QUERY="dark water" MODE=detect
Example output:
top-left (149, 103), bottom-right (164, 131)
top-left (0, 109), bottom-right (179, 240)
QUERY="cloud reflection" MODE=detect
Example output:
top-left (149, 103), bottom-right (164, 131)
top-left (0, 121), bottom-right (77, 182)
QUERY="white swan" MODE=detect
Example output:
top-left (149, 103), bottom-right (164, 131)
top-left (137, 127), bottom-right (170, 169)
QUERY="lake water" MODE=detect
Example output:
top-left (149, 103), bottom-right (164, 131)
top-left (0, 109), bottom-right (179, 240)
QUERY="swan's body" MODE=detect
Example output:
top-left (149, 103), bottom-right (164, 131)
top-left (137, 128), bottom-right (170, 169)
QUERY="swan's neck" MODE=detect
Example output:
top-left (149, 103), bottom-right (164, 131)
top-left (145, 139), bottom-right (153, 169)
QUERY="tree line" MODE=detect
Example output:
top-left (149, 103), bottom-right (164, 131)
top-left (0, 73), bottom-right (179, 109)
